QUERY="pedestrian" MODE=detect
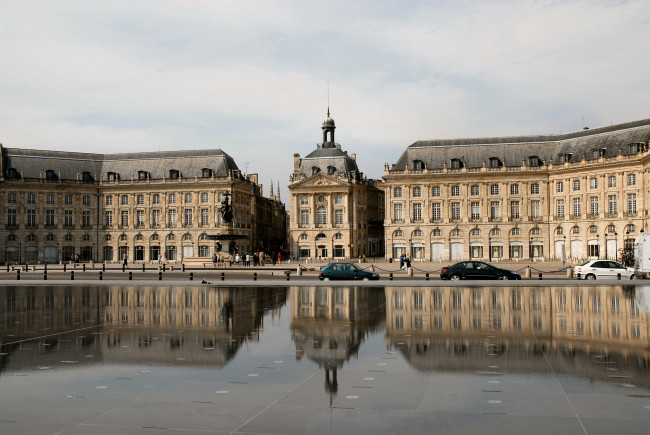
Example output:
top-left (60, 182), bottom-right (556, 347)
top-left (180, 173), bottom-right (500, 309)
top-left (406, 254), bottom-right (411, 269)
top-left (158, 254), bottom-right (162, 264)
top-left (278, 252), bottom-right (282, 264)
top-left (212, 252), bottom-right (217, 264)
top-left (399, 253), bottom-right (405, 270)
top-left (163, 252), bottom-right (167, 263)
top-left (235, 253), bottom-right (241, 265)
top-left (260, 252), bottom-right (265, 266)
top-left (123, 254), bottom-right (128, 267)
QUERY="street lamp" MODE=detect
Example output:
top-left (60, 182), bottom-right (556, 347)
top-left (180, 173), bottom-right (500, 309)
top-left (563, 235), bottom-right (566, 267)
top-left (597, 234), bottom-right (600, 259)
top-left (529, 237), bottom-right (533, 260)
top-left (488, 236), bottom-right (492, 262)
top-left (614, 232), bottom-right (618, 262)
top-left (18, 242), bottom-right (21, 264)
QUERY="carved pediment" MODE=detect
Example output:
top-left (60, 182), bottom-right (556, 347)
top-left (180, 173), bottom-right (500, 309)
top-left (290, 173), bottom-right (349, 188)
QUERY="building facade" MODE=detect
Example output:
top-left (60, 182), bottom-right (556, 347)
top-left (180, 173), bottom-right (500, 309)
top-left (382, 119), bottom-right (650, 262)
top-left (288, 113), bottom-right (384, 260)
top-left (0, 146), bottom-right (286, 264)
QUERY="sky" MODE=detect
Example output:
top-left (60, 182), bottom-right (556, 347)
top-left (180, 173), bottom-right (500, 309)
top-left (1, 0), bottom-right (649, 207)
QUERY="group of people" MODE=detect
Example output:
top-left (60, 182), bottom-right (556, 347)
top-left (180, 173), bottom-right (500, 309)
top-left (399, 253), bottom-right (412, 270)
top-left (210, 251), bottom-right (285, 267)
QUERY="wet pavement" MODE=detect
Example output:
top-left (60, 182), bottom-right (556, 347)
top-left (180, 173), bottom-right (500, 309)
top-left (1, 284), bottom-right (650, 434)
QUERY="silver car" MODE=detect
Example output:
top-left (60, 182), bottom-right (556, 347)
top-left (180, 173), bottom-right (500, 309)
top-left (574, 260), bottom-right (635, 280)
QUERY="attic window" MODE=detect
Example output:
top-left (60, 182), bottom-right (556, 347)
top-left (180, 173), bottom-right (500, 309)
top-left (327, 166), bottom-right (337, 175)
top-left (413, 160), bottom-right (424, 170)
top-left (450, 159), bottom-right (463, 169)
top-left (137, 171), bottom-right (148, 181)
top-left (5, 168), bottom-right (19, 180)
top-left (81, 171), bottom-right (94, 183)
top-left (45, 169), bottom-right (58, 181)
top-left (312, 167), bottom-right (321, 175)
top-left (629, 143), bottom-right (640, 153)
top-left (202, 168), bottom-right (212, 178)
top-left (591, 149), bottom-right (599, 159)
top-left (528, 156), bottom-right (541, 167)
top-left (107, 172), bottom-right (118, 181)
top-left (169, 169), bottom-right (180, 179)
top-left (489, 157), bottom-right (501, 167)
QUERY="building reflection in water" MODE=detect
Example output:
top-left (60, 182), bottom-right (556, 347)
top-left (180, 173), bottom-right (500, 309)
top-left (386, 286), bottom-right (650, 384)
top-left (0, 286), bottom-right (286, 373)
top-left (290, 286), bottom-right (386, 404)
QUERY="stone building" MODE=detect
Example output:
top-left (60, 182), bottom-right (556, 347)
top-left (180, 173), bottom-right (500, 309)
top-left (288, 112), bottom-right (384, 260)
top-left (0, 145), bottom-right (286, 264)
top-left (382, 119), bottom-right (650, 262)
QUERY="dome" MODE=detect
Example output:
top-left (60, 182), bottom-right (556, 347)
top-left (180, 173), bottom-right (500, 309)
top-left (322, 116), bottom-right (335, 128)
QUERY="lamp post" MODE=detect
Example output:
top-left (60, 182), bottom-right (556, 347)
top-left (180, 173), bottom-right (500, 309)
top-left (597, 234), bottom-right (600, 259)
top-left (448, 236), bottom-right (452, 261)
top-left (488, 236), bottom-right (492, 262)
top-left (563, 235), bottom-right (566, 266)
top-left (614, 232), bottom-right (618, 262)
top-left (529, 237), bottom-right (533, 260)
top-left (18, 242), bottom-right (22, 264)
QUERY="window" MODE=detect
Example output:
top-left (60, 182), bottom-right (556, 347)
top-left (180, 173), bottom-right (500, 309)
top-left (556, 182), bottom-right (564, 193)
top-left (27, 210), bottom-right (36, 227)
top-left (104, 211), bottom-right (113, 226)
top-left (573, 226), bottom-right (580, 234)
top-left (45, 170), bottom-right (57, 181)
top-left (451, 202), bottom-right (461, 220)
top-left (490, 201), bottom-right (500, 219)
top-left (317, 207), bottom-right (327, 225)
top-left (26, 193), bottom-right (36, 204)
top-left (512, 227), bottom-right (520, 236)
top-left (393, 203), bottom-right (403, 221)
top-left (490, 184), bottom-right (499, 195)
top-left (433, 229), bottom-right (441, 236)
top-left (300, 195), bottom-right (308, 205)
top-left (590, 178), bottom-right (598, 189)
top-left (532, 227), bottom-right (540, 235)
top-left (169, 169), bottom-right (180, 179)
top-left (202, 168), bottom-right (212, 178)
top-left (432, 186), bottom-right (440, 197)
top-left (450, 158), bottom-right (462, 169)
top-left (432, 203), bottom-right (441, 221)
top-left (46, 210), bottom-right (55, 226)
top-left (530, 200), bottom-right (541, 219)
top-left (589, 225), bottom-right (597, 234)
top-left (300, 210), bottom-right (309, 226)
top-left (490, 157), bottom-right (501, 167)
top-left (334, 233), bottom-right (342, 240)
top-left (335, 209), bottom-right (343, 225)
top-left (394, 187), bottom-right (402, 198)
top-left (152, 209), bottom-right (160, 226)
top-left (471, 202), bottom-right (480, 220)
top-left (184, 209), bottom-right (192, 226)
top-left (471, 185), bottom-right (479, 196)
top-left (528, 156), bottom-right (541, 166)
top-left (120, 211), bottom-right (128, 227)
top-left (413, 186), bottom-right (422, 197)
top-left (82, 211), bottom-right (91, 227)
top-left (121, 195), bottom-right (128, 205)
top-left (573, 180), bottom-right (581, 191)
top-left (168, 209), bottom-right (176, 226)
top-left (334, 194), bottom-right (342, 204)
top-left (557, 226), bottom-right (563, 235)
top-left (627, 173), bottom-right (636, 186)
top-left (556, 199), bottom-right (565, 217)
top-left (589, 197), bottom-right (599, 216)
top-left (201, 209), bottom-right (209, 225)
top-left (64, 195), bottom-right (73, 205)
top-left (169, 193), bottom-right (176, 204)
top-left (573, 198), bottom-right (581, 217)
top-left (413, 160), bottom-right (424, 170)
top-left (412, 203), bottom-right (422, 221)
top-left (184, 193), bottom-right (192, 203)
top-left (394, 229), bottom-right (403, 237)
top-left (629, 143), bottom-right (640, 153)
top-left (451, 185), bottom-right (460, 196)
top-left (471, 228), bottom-right (480, 236)
top-left (136, 194), bottom-right (144, 205)
top-left (510, 201), bottom-right (520, 219)
top-left (628, 193), bottom-right (637, 214)
top-left (152, 194), bottom-right (160, 205)
top-left (7, 193), bottom-right (17, 203)
top-left (608, 195), bottom-right (617, 215)
top-left (510, 184), bottom-right (519, 195)
top-left (47, 194), bottom-right (55, 204)
top-left (530, 183), bottom-right (540, 194)
top-left (5, 168), bottom-right (19, 180)
top-left (64, 210), bottom-right (73, 226)
top-left (608, 224), bottom-right (616, 233)
top-left (602, 176), bottom-right (614, 189)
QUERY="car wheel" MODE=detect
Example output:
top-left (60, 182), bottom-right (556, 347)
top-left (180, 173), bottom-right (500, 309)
top-left (363, 277), bottom-right (369, 281)
top-left (450, 274), bottom-right (460, 281)
top-left (498, 275), bottom-right (509, 280)
top-left (319, 276), bottom-right (324, 281)
top-left (585, 274), bottom-right (596, 280)
top-left (630, 275), bottom-right (636, 280)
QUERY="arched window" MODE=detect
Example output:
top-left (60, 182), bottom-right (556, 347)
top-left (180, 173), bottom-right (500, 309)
top-left (183, 233), bottom-right (192, 241)
top-left (589, 225), bottom-right (598, 234)
top-left (450, 158), bottom-right (463, 169)
top-left (489, 157), bottom-right (501, 167)
top-left (105, 234), bottom-right (112, 241)
top-left (119, 234), bottom-right (127, 241)
top-left (315, 233), bottom-right (327, 242)
top-left (312, 167), bottom-right (321, 175)
top-left (491, 228), bottom-right (500, 236)
top-left (413, 229), bottom-right (422, 237)
top-left (202, 168), bottom-right (212, 178)
top-left (151, 234), bottom-right (159, 241)
top-left (528, 156), bottom-right (541, 167)
top-left (137, 171), bottom-right (148, 180)
top-left (413, 160), bottom-right (424, 170)
top-left (299, 233), bottom-right (308, 240)
top-left (317, 207), bottom-right (327, 225)
top-left (556, 227), bottom-right (563, 235)
top-left (167, 234), bottom-right (175, 241)
top-left (135, 234), bottom-right (143, 241)
top-left (327, 166), bottom-right (337, 175)
top-left (334, 233), bottom-right (343, 240)
top-left (46, 234), bottom-right (55, 241)
top-left (394, 229), bottom-right (403, 237)
top-left (572, 226), bottom-right (580, 234)
top-left (432, 229), bottom-right (441, 237)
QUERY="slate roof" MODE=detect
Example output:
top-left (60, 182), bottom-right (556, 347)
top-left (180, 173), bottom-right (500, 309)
top-left (1, 148), bottom-right (240, 181)
top-left (299, 146), bottom-right (360, 177)
top-left (392, 118), bottom-right (650, 171)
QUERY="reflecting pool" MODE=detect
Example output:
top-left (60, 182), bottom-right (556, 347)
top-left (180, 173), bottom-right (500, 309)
top-left (1, 285), bottom-right (650, 434)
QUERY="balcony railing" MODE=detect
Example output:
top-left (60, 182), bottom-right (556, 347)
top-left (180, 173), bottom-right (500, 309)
top-left (489, 217), bottom-right (502, 222)
top-left (508, 217), bottom-right (522, 222)
top-left (626, 211), bottom-right (638, 217)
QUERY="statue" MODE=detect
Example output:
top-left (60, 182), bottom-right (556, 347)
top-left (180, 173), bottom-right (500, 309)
top-left (219, 192), bottom-right (234, 223)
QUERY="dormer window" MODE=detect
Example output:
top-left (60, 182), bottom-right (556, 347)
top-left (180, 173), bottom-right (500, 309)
top-left (45, 169), bottom-right (58, 181)
top-left (327, 166), bottom-right (337, 175)
top-left (202, 168), bottom-right (212, 178)
top-left (528, 156), bottom-right (541, 167)
top-left (450, 158), bottom-right (463, 169)
top-left (137, 171), bottom-right (148, 181)
top-left (489, 157), bottom-right (501, 168)
top-left (312, 167), bottom-right (321, 175)
top-left (413, 160), bottom-right (424, 170)
top-left (629, 143), bottom-right (640, 153)
top-left (169, 169), bottom-right (180, 179)
top-left (591, 149), bottom-right (600, 159)
top-left (107, 172), bottom-right (118, 181)
top-left (81, 171), bottom-right (94, 183)
top-left (5, 168), bottom-right (19, 180)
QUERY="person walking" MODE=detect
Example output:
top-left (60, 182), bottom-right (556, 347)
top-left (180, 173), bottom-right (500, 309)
top-left (278, 252), bottom-right (282, 264)
top-left (123, 254), bottom-right (128, 267)
top-left (399, 253), bottom-right (405, 270)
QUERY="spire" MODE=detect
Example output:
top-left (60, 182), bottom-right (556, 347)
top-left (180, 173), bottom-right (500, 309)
top-left (277, 181), bottom-right (281, 201)
top-left (270, 179), bottom-right (274, 197)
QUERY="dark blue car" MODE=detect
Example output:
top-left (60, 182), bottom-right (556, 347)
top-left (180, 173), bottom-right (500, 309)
top-left (319, 262), bottom-right (379, 281)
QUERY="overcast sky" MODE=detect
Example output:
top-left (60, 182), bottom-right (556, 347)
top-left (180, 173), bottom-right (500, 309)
top-left (1, 0), bottom-right (649, 206)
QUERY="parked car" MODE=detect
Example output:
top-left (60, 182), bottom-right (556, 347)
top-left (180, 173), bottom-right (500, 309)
top-left (573, 260), bottom-right (635, 280)
top-left (319, 262), bottom-right (379, 281)
top-left (440, 261), bottom-right (521, 280)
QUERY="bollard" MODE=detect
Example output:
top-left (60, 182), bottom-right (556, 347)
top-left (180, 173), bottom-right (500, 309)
top-left (64, 263), bottom-right (67, 272)
top-left (566, 268), bottom-right (573, 278)
top-left (99, 271), bottom-right (103, 281)
top-left (83, 263), bottom-right (86, 272)
top-left (44, 264), bottom-right (47, 271)
top-left (163, 263), bottom-right (166, 272)
top-left (296, 266), bottom-right (302, 276)
top-left (122, 264), bottom-right (125, 272)
top-left (16, 270), bottom-right (20, 280)
top-left (253, 272), bottom-right (257, 281)
top-left (425, 273), bottom-right (429, 281)
top-left (43, 271), bottom-right (47, 280)
top-left (6, 264), bottom-right (9, 272)
top-left (221, 272), bottom-right (225, 281)
top-left (182, 263), bottom-right (185, 272)
top-left (524, 266), bottom-right (530, 278)
top-left (617, 273), bottom-right (621, 280)
top-left (189, 272), bottom-right (193, 281)
top-left (142, 264), bottom-right (145, 272)
top-left (70, 271), bottom-right (74, 280)
top-left (158, 271), bottom-right (162, 280)
top-left (389, 272), bottom-right (393, 281)
top-left (102, 263), bottom-right (105, 272)
top-left (538, 272), bottom-right (542, 280)
top-left (286, 272), bottom-right (290, 281)
top-left (129, 271), bottom-right (133, 280)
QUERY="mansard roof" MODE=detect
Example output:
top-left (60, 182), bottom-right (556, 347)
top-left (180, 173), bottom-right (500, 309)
top-left (1, 148), bottom-right (240, 181)
top-left (392, 118), bottom-right (650, 171)
top-left (299, 146), bottom-right (360, 177)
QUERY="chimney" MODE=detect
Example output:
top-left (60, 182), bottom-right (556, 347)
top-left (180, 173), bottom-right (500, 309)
top-left (293, 153), bottom-right (301, 173)
top-left (351, 153), bottom-right (356, 160)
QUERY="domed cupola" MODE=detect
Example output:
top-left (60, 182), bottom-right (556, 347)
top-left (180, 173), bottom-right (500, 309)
top-left (321, 108), bottom-right (336, 148)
